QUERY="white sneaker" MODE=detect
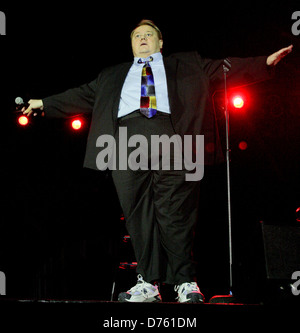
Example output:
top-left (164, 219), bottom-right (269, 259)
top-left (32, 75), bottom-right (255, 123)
top-left (118, 274), bottom-right (162, 302)
top-left (175, 282), bottom-right (204, 303)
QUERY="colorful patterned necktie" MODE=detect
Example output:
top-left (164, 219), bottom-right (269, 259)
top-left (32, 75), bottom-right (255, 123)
top-left (139, 57), bottom-right (157, 118)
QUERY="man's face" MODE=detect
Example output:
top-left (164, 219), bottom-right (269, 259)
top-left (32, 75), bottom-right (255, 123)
top-left (131, 25), bottom-right (163, 58)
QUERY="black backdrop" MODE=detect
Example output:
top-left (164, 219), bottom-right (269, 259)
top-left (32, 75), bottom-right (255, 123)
top-left (1, 2), bottom-right (300, 302)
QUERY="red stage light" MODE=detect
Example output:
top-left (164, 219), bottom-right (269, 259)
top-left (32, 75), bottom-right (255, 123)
top-left (233, 96), bottom-right (244, 109)
top-left (71, 119), bottom-right (82, 130)
top-left (18, 115), bottom-right (29, 126)
top-left (238, 141), bottom-right (248, 150)
top-left (296, 207), bottom-right (300, 222)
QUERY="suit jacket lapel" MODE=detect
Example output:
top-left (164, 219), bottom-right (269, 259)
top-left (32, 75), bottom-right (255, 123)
top-left (163, 56), bottom-right (177, 113)
top-left (163, 55), bottom-right (184, 127)
top-left (112, 62), bottom-right (132, 119)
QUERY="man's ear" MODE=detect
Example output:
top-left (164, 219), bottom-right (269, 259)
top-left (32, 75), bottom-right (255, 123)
top-left (159, 39), bottom-right (163, 51)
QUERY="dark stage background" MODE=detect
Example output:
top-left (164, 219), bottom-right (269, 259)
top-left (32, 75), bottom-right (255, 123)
top-left (1, 2), bottom-right (300, 302)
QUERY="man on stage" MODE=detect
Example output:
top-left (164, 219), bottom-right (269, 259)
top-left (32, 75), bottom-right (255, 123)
top-left (23, 20), bottom-right (292, 303)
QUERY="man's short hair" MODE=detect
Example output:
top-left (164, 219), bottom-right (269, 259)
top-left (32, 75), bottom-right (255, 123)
top-left (130, 19), bottom-right (163, 40)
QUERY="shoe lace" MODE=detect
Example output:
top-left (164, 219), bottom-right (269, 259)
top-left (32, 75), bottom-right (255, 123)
top-left (128, 274), bottom-right (147, 294)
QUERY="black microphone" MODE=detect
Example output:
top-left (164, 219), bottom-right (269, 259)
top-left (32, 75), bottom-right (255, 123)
top-left (15, 97), bottom-right (29, 112)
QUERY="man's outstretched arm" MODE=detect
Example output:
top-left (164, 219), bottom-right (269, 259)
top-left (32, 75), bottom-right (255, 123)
top-left (22, 77), bottom-right (98, 117)
top-left (201, 45), bottom-right (293, 90)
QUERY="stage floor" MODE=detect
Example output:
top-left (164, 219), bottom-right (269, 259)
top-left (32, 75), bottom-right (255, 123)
top-left (0, 298), bottom-right (298, 330)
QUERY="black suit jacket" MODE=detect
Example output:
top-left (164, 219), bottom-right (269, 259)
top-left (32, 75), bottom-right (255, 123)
top-left (43, 51), bottom-right (271, 169)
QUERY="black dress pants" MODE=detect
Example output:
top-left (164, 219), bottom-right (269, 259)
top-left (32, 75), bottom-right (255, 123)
top-left (112, 111), bottom-right (200, 285)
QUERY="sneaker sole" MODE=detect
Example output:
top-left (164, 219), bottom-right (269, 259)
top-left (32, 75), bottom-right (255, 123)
top-left (180, 293), bottom-right (205, 303)
top-left (118, 292), bottom-right (162, 303)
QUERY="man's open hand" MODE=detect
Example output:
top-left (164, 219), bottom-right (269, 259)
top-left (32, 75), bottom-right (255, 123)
top-left (267, 45), bottom-right (293, 66)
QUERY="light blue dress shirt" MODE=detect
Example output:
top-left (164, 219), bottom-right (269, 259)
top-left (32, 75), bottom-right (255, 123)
top-left (117, 52), bottom-right (171, 118)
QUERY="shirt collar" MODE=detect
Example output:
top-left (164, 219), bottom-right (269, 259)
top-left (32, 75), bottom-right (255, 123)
top-left (134, 52), bottom-right (163, 65)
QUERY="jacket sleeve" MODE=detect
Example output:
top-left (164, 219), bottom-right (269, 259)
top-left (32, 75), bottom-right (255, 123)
top-left (42, 76), bottom-right (98, 118)
top-left (199, 55), bottom-right (274, 90)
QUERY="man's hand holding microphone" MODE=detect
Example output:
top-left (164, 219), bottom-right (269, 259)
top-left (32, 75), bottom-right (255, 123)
top-left (22, 99), bottom-right (44, 117)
